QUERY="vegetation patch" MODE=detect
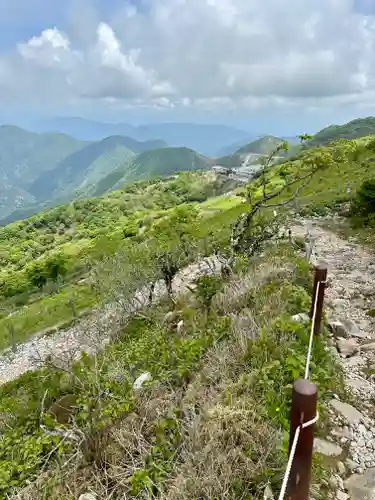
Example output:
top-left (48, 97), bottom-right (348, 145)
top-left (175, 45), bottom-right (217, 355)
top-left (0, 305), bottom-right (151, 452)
top-left (0, 241), bottom-right (343, 499)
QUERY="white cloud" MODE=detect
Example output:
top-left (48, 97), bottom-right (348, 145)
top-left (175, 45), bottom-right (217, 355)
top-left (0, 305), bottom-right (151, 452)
top-left (1, 0), bottom-right (375, 113)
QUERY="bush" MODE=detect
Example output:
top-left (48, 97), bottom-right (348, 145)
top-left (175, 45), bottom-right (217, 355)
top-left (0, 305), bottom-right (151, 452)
top-left (351, 179), bottom-right (375, 226)
top-left (367, 138), bottom-right (375, 153)
top-left (194, 275), bottom-right (224, 310)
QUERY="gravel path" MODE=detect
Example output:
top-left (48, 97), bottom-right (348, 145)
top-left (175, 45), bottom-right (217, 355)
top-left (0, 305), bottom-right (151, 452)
top-left (0, 257), bottom-right (221, 385)
top-left (292, 219), bottom-right (375, 499)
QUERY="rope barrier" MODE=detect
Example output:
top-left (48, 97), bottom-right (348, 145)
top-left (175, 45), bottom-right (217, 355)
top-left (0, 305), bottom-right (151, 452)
top-left (304, 280), bottom-right (325, 379)
top-left (277, 277), bottom-right (325, 500)
top-left (277, 412), bottom-right (319, 500)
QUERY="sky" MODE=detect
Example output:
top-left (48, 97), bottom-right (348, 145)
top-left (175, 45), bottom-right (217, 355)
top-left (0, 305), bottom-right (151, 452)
top-left (0, 0), bottom-right (375, 135)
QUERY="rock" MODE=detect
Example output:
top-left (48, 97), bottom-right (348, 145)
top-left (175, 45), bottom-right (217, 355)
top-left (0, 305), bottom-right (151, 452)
top-left (314, 438), bottom-right (343, 457)
top-left (342, 356), bottom-right (364, 372)
top-left (329, 319), bottom-right (367, 339)
top-left (361, 343), bottom-right (375, 352)
top-left (291, 313), bottom-right (310, 323)
top-left (330, 400), bottom-right (364, 425)
top-left (176, 320), bottom-right (184, 334)
top-left (336, 476), bottom-right (345, 491)
top-left (133, 372), bottom-right (152, 389)
top-left (78, 494), bottom-right (97, 500)
top-left (329, 477), bottom-right (338, 489)
top-left (163, 311), bottom-right (179, 325)
top-left (336, 337), bottom-right (359, 357)
top-left (332, 427), bottom-right (352, 439)
top-left (331, 298), bottom-right (349, 310)
top-left (335, 492), bottom-right (349, 500)
top-left (346, 459), bottom-right (360, 471)
top-left (263, 484), bottom-right (274, 499)
top-left (347, 378), bottom-right (373, 393)
top-left (344, 468), bottom-right (375, 500)
top-left (337, 461), bottom-right (346, 475)
top-left (329, 320), bottom-right (351, 338)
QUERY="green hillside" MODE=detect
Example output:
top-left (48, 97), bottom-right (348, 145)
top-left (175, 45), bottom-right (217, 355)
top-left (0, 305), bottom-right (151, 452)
top-left (107, 147), bottom-right (214, 188)
top-left (0, 126), bottom-right (87, 218)
top-left (215, 153), bottom-right (243, 168)
top-left (5, 132), bottom-right (373, 348)
top-left (308, 116), bottom-right (375, 147)
top-left (215, 136), bottom-right (298, 169)
top-left (0, 128), bottom-right (169, 223)
top-left (0, 171), bottom-right (231, 308)
top-left (236, 135), bottom-right (284, 155)
top-left (247, 136), bottom-right (375, 220)
top-left (0, 125), bottom-right (86, 182)
top-left (29, 135), bottom-right (168, 201)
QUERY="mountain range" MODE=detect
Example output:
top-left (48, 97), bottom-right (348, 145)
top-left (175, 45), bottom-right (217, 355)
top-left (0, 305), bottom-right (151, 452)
top-left (305, 116), bottom-right (375, 147)
top-left (0, 125), bottom-right (216, 224)
top-left (3, 115), bottom-right (375, 226)
top-left (33, 117), bottom-right (249, 156)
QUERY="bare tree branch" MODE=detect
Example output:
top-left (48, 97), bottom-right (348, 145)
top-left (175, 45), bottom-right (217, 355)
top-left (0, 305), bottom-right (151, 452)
top-left (229, 136), bottom-right (351, 259)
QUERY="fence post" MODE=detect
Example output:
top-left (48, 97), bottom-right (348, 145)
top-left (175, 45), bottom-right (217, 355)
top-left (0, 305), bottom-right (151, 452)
top-left (286, 379), bottom-right (318, 500)
top-left (310, 265), bottom-right (327, 335)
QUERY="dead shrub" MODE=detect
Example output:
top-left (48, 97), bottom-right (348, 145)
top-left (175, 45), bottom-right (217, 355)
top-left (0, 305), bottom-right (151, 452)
top-left (163, 400), bottom-right (282, 500)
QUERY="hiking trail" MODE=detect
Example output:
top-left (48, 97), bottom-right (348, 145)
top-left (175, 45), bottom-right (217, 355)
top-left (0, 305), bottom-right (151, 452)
top-left (292, 218), bottom-right (375, 500)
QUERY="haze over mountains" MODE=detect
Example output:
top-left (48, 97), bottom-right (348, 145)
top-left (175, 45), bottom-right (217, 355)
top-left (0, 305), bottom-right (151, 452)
top-left (0, 122), bottom-right (221, 224)
top-left (32, 117), bottom-right (250, 157)
top-left (2, 115), bottom-right (375, 226)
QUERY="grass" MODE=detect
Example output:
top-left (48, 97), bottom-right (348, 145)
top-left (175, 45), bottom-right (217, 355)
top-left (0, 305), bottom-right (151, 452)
top-left (200, 194), bottom-right (243, 212)
top-left (0, 197), bottom-right (251, 352)
top-left (0, 241), bottom-right (344, 499)
top-left (241, 136), bottom-right (375, 221)
top-left (0, 283), bottom-right (97, 349)
top-left (3, 134), bottom-right (375, 353)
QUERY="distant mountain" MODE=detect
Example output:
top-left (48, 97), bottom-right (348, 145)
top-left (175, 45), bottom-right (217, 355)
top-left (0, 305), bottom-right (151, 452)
top-left (30, 135), bottom-right (168, 201)
top-left (0, 125), bottom-right (86, 182)
top-left (217, 135), bottom-right (300, 157)
top-left (215, 135), bottom-right (302, 170)
top-left (35, 117), bottom-right (249, 156)
top-left (34, 117), bottom-right (136, 141)
top-left (308, 116), bottom-right (375, 147)
top-left (236, 136), bottom-right (285, 155)
top-left (215, 153), bottom-right (244, 169)
top-left (100, 147), bottom-right (214, 194)
top-left (0, 126), bottom-right (169, 221)
top-left (217, 138), bottom-right (256, 156)
top-left (0, 126), bottom-right (86, 218)
top-left (1, 136), bottom-right (213, 223)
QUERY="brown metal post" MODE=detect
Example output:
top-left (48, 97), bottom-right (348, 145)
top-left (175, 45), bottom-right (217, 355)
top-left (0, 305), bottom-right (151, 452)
top-left (310, 265), bottom-right (327, 335)
top-left (286, 379), bottom-right (318, 500)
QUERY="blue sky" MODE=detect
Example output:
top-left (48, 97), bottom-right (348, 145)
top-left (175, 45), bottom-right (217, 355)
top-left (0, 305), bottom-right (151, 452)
top-left (1, 0), bottom-right (375, 135)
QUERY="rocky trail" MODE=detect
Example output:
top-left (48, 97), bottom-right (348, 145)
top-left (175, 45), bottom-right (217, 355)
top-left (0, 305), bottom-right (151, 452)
top-left (292, 219), bottom-right (375, 500)
top-left (0, 257), bottom-right (221, 385)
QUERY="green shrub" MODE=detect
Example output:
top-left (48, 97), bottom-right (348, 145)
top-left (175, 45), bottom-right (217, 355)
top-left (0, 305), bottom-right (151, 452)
top-left (351, 179), bottom-right (375, 225)
top-left (194, 275), bottom-right (224, 310)
top-left (367, 138), bottom-right (375, 153)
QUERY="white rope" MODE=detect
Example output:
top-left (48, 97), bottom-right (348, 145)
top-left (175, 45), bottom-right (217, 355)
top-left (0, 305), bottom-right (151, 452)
top-left (304, 280), bottom-right (321, 379)
top-left (277, 412), bottom-right (319, 500)
top-left (277, 275), bottom-right (325, 500)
